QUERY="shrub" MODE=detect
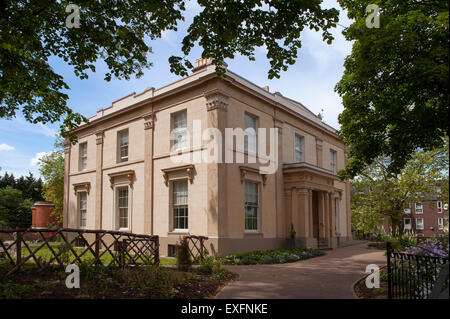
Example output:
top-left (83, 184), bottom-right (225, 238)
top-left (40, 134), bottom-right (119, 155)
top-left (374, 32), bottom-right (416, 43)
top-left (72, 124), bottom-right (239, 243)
top-left (176, 237), bottom-right (192, 272)
top-left (199, 256), bottom-right (214, 274)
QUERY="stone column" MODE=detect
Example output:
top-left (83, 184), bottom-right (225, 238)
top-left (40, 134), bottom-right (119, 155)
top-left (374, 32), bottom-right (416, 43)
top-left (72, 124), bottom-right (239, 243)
top-left (94, 131), bottom-right (104, 229)
top-left (284, 189), bottom-right (293, 237)
top-left (330, 193), bottom-right (336, 238)
top-left (308, 189), bottom-right (313, 239)
top-left (318, 191), bottom-right (326, 238)
top-left (274, 119), bottom-right (284, 238)
top-left (205, 90), bottom-right (228, 238)
top-left (291, 188), bottom-right (299, 235)
top-left (63, 139), bottom-right (71, 228)
top-left (297, 188), bottom-right (311, 238)
top-left (143, 113), bottom-right (154, 234)
top-left (323, 192), bottom-right (330, 239)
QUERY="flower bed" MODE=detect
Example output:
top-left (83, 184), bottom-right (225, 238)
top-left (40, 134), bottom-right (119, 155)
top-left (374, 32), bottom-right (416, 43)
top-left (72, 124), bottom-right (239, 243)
top-left (221, 247), bottom-right (325, 265)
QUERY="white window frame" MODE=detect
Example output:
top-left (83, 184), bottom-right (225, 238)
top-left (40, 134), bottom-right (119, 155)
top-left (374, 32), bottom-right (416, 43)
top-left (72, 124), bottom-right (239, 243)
top-left (438, 218), bottom-right (444, 230)
top-left (404, 218), bottom-right (412, 230)
top-left (403, 208), bottom-right (411, 214)
top-left (79, 142), bottom-right (87, 171)
top-left (330, 149), bottom-right (337, 174)
top-left (117, 129), bottom-right (129, 163)
top-left (415, 203), bottom-right (423, 214)
top-left (78, 191), bottom-right (87, 228)
top-left (294, 133), bottom-right (305, 163)
top-left (244, 180), bottom-right (260, 232)
top-left (244, 113), bottom-right (258, 153)
top-left (114, 185), bottom-right (131, 231)
top-left (437, 201), bottom-right (443, 213)
top-left (171, 110), bottom-right (188, 152)
top-left (415, 218), bottom-right (424, 230)
top-left (171, 179), bottom-right (188, 232)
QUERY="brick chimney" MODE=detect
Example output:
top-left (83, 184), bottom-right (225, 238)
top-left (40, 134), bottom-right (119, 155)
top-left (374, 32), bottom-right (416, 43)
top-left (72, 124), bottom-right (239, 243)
top-left (192, 57), bottom-right (213, 72)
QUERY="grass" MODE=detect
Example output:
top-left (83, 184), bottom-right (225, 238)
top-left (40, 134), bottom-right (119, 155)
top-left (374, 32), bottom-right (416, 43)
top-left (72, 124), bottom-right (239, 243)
top-left (10, 242), bottom-right (176, 266)
top-left (220, 247), bottom-right (326, 265)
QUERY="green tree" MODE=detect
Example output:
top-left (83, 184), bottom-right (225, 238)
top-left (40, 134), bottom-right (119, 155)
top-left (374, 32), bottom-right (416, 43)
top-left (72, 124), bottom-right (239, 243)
top-left (38, 138), bottom-right (64, 225)
top-left (0, 186), bottom-right (33, 229)
top-left (0, 171), bottom-right (44, 202)
top-left (1, 0), bottom-right (339, 139)
top-left (351, 139), bottom-right (449, 236)
top-left (336, 0), bottom-right (449, 178)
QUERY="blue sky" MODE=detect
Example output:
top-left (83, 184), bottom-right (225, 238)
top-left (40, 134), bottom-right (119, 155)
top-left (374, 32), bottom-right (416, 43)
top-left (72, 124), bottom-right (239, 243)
top-left (0, 0), bottom-right (352, 178)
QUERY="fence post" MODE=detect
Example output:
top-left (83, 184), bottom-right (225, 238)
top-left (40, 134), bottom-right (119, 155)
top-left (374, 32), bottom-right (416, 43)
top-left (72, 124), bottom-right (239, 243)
top-left (95, 232), bottom-right (100, 265)
top-left (16, 231), bottom-right (22, 269)
top-left (200, 237), bottom-right (204, 260)
top-left (154, 236), bottom-right (160, 266)
top-left (387, 241), bottom-right (392, 299)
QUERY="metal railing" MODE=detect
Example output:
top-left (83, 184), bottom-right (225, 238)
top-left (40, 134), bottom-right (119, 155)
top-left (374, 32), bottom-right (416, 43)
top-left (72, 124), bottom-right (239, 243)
top-left (387, 242), bottom-right (449, 299)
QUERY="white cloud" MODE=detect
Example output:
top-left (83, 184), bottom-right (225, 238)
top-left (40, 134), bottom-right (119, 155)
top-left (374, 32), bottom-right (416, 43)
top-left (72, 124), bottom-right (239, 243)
top-left (0, 143), bottom-right (15, 151)
top-left (30, 152), bottom-right (48, 167)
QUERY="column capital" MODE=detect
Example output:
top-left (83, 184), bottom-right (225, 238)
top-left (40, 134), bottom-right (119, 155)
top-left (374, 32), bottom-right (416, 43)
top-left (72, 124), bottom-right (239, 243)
top-left (274, 119), bottom-right (283, 134)
top-left (143, 112), bottom-right (154, 130)
top-left (297, 187), bottom-right (311, 196)
top-left (64, 139), bottom-right (71, 154)
top-left (95, 131), bottom-right (104, 145)
top-left (205, 90), bottom-right (229, 111)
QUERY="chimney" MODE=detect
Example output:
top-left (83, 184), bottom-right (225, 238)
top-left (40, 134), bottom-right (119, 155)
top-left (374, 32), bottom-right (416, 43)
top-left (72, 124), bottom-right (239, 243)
top-left (192, 57), bottom-right (213, 72)
top-left (263, 86), bottom-right (270, 92)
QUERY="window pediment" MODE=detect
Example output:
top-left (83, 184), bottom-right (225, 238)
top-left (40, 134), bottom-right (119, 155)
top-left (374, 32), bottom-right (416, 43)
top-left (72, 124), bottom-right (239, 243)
top-left (108, 170), bottom-right (135, 188)
top-left (239, 166), bottom-right (268, 186)
top-left (73, 182), bottom-right (91, 195)
top-left (162, 164), bottom-right (195, 186)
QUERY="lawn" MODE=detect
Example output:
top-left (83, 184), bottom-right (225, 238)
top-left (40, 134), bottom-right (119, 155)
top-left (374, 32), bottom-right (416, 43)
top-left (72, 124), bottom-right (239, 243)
top-left (16, 242), bottom-right (176, 266)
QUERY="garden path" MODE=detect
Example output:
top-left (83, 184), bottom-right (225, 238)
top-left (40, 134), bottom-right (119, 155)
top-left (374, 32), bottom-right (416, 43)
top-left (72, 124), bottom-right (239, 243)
top-left (215, 241), bottom-right (386, 299)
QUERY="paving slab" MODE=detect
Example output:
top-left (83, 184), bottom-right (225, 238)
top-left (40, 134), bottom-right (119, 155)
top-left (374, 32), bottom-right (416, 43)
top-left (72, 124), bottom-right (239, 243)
top-left (215, 241), bottom-right (386, 299)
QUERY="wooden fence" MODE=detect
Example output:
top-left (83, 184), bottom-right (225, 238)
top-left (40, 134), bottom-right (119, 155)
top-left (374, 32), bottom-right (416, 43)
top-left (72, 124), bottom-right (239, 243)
top-left (185, 235), bottom-right (208, 262)
top-left (0, 228), bottom-right (159, 277)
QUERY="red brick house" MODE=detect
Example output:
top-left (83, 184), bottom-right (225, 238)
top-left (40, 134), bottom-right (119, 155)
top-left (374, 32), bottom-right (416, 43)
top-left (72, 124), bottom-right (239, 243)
top-left (403, 198), bottom-right (448, 237)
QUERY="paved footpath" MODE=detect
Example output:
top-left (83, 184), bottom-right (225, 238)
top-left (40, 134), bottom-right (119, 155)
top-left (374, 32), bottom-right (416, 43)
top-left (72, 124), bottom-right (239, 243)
top-left (216, 241), bottom-right (386, 299)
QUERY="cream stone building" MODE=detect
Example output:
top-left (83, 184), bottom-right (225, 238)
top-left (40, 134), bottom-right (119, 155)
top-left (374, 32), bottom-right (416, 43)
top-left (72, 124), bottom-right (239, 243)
top-left (63, 58), bottom-right (352, 256)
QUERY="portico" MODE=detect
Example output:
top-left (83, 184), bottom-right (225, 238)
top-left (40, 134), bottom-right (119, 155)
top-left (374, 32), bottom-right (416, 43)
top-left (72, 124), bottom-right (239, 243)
top-left (283, 162), bottom-right (343, 249)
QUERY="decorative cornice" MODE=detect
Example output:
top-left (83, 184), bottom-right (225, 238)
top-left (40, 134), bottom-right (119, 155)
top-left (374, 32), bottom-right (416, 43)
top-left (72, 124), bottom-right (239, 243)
top-left (205, 90), bottom-right (229, 111)
top-left (143, 112), bottom-right (154, 130)
top-left (73, 182), bottom-right (91, 195)
top-left (108, 170), bottom-right (135, 189)
top-left (161, 164), bottom-right (195, 186)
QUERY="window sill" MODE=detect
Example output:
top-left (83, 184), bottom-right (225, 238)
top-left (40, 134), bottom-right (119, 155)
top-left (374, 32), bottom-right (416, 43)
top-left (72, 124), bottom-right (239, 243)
top-left (168, 230), bottom-right (189, 236)
top-left (244, 231), bottom-right (263, 237)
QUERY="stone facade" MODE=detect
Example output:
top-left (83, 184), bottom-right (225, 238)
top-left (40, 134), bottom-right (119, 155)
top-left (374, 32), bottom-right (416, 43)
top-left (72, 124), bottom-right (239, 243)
top-left (63, 60), bottom-right (352, 256)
